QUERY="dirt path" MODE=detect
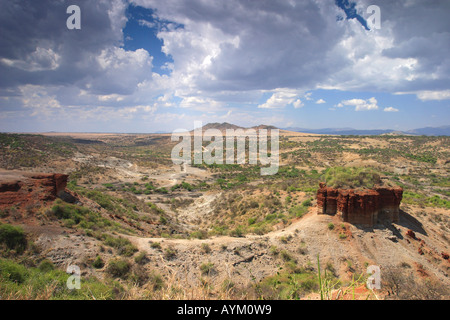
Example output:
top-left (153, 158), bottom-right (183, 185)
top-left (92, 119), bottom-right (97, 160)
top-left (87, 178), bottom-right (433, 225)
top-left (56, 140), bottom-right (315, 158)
top-left (128, 208), bottom-right (317, 248)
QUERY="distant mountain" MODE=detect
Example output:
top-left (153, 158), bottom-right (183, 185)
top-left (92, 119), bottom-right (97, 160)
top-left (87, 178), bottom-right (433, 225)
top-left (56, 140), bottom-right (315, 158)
top-left (282, 127), bottom-right (394, 135)
top-left (178, 123), bottom-right (450, 136)
top-left (282, 125), bottom-right (450, 136)
top-left (380, 131), bottom-right (413, 136)
top-left (251, 124), bottom-right (278, 130)
top-left (151, 130), bottom-right (170, 134)
top-left (193, 122), bottom-right (278, 133)
top-left (404, 125), bottom-right (450, 136)
top-left (199, 122), bottom-right (242, 131)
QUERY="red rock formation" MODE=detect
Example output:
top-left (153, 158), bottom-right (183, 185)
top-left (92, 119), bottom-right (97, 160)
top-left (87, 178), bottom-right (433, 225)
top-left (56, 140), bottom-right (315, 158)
top-left (317, 183), bottom-right (403, 227)
top-left (406, 229), bottom-right (416, 239)
top-left (317, 183), bottom-right (339, 215)
top-left (0, 170), bottom-right (68, 209)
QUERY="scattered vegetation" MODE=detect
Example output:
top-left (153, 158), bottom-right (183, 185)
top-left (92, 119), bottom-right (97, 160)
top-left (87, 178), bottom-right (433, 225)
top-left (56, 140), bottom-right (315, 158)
top-left (106, 259), bottom-right (131, 279)
top-left (0, 133), bottom-right (76, 169)
top-left (1, 132), bottom-right (448, 300)
top-left (101, 234), bottom-right (138, 257)
top-left (0, 223), bottom-right (27, 254)
top-left (200, 262), bottom-right (215, 275)
top-left (323, 167), bottom-right (381, 189)
top-left (0, 257), bottom-right (121, 300)
top-left (92, 256), bottom-right (105, 269)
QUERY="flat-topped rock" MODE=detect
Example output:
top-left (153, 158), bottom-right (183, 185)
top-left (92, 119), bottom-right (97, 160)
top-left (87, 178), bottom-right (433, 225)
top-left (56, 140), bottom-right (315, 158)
top-left (317, 182), bottom-right (403, 227)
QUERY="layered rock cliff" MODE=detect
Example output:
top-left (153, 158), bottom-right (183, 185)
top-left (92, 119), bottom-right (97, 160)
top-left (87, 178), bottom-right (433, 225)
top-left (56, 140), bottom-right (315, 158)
top-left (317, 182), bottom-right (403, 227)
top-left (0, 170), bottom-right (68, 209)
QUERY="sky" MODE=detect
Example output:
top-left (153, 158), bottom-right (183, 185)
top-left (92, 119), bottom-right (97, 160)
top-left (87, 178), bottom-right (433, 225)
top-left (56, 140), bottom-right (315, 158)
top-left (0, 0), bottom-right (449, 133)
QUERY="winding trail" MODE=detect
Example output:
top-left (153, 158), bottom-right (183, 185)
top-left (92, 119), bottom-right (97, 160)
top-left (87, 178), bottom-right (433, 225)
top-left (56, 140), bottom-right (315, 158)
top-left (127, 208), bottom-right (317, 249)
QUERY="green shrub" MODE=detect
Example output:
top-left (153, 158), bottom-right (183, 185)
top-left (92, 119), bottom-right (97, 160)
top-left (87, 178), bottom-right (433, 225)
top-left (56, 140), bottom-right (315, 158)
top-left (63, 218), bottom-right (76, 228)
top-left (82, 191), bottom-right (115, 211)
top-left (134, 252), bottom-right (148, 265)
top-left (285, 196), bottom-right (292, 204)
top-left (327, 223), bottom-right (335, 230)
top-left (159, 215), bottom-right (168, 225)
top-left (427, 195), bottom-right (450, 209)
top-left (0, 223), bottom-right (27, 253)
top-left (258, 271), bottom-right (318, 300)
top-left (156, 187), bottom-right (168, 194)
top-left (269, 245), bottom-right (279, 256)
top-left (200, 262), bottom-right (215, 275)
top-left (102, 235), bottom-right (138, 257)
top-left (0, 258), bottom-right (119, 299)
top-left (150, 242), bottom-right (161, 250)
top-left (251, 225), bottom-right (268, 235)
top-left (0, 259), bottom-right (28, 283)
top-left (190, 230), bottom-right (207, 239)
top-left (280, 250), bottom-right (294, 262)
top-left (149, 271), bottom-right (164, 290)
top-left (92, 256), bottom-right (105, 269)
top-left (280, 236), bottom-right (289, 244)
top-left (288, 205), bottom-right (308, 218)
top-left (106, 259), bottom-right (131, 279)
top-left (164, 247), bottom-right (177, 260)
top-left (181, 181), bottom-right (193, 191)
top-left (229, 226), bottom-right (244, 237)
top-left (50, 202), bottom-right (105, 232)
top-left (247, 217), bottom-right (257, 225)
top-left (38, 259), bottom-right (55, 273)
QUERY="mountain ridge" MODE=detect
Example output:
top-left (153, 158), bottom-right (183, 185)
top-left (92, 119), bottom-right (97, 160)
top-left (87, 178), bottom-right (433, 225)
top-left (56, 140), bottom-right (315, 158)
top-left (282, 125), bottom-right (450, 136)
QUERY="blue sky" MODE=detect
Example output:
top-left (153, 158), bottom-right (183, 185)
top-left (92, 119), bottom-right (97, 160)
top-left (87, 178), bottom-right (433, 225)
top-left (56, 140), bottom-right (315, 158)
top-left (122, 5), bottom-right (174, 75)
top-left (0, 0), bottom-right (449, 132)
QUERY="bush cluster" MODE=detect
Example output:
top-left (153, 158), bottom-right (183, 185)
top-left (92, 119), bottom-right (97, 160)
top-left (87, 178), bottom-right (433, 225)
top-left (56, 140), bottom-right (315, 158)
top-left (323, 167), bottom-right (381, 189)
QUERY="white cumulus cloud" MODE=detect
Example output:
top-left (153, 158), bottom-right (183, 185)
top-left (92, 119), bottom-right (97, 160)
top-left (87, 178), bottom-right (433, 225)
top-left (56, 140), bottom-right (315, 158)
top-left (258, 89), bottom-right (300, 109)
top-left (340, 97), bottom-right (379, 111)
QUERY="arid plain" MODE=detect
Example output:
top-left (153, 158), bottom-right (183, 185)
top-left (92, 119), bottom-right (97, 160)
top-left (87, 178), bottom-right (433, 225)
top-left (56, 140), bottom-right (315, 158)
top-left (0, 126), bottom-right (449, 299)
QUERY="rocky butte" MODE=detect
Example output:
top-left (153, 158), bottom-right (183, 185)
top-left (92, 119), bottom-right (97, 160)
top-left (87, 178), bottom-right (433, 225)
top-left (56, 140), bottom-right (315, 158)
top-left (317, 182), bottom-right (403, 227)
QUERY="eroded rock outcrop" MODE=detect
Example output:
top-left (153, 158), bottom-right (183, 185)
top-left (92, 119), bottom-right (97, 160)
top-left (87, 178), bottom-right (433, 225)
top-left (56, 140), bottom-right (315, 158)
top-left (317, 182), bottom-right (403, 227)
top-left (0, 170), bottom-right (68, 209)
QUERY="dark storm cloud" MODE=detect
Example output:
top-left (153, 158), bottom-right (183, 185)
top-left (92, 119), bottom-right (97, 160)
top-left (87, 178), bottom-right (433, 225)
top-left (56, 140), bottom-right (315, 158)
top-left (0, 0), bottom-right (131, 93)
top-left (1, 0), bottom-right (449, 118)
top-left (133, 0), bottom-right (350, 92)
top-left (132, 0), bottom-right (450, 95)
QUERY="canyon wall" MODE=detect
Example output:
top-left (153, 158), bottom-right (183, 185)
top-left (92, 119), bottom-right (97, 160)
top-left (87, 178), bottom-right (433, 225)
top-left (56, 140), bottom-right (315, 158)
top-left (0, 170), bottom-right (68, 209)
top-left (317, 182), bottom-right (403, 227)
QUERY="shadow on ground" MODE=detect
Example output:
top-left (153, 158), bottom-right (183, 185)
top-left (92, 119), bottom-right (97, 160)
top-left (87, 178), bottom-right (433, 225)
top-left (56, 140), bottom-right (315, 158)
top-left (352, 209), bottom-right (427, 239)
top-left (397, 209), bottom-right (427, 237)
